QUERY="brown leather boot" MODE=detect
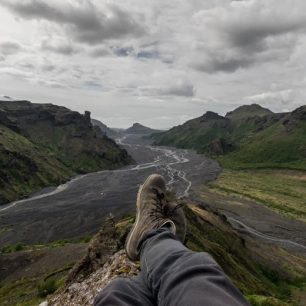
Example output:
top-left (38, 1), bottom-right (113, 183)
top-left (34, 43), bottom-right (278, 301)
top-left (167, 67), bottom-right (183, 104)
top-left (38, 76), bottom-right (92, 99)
top-left (125, 174), bottom-right (186, 261)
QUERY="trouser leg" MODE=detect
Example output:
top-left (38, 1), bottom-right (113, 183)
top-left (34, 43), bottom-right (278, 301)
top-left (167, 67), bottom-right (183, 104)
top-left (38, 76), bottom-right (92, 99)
top-left (140, 228), bottom-right (250, 306)
top-left (94, 274), bottom-right (155, 306)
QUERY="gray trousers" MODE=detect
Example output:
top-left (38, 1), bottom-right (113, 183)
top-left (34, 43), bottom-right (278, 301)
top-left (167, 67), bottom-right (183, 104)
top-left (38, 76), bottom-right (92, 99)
top-left (94, 229), bottom-right (250, 306)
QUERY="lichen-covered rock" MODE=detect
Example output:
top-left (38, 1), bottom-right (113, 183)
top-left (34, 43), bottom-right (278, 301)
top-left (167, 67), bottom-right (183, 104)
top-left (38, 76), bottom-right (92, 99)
top-left (47, 216), bottom-right (135, 305)
top-left (66, 217), bottom-right (122, 284)
top-left (50, 250), bottom-right (140, 306)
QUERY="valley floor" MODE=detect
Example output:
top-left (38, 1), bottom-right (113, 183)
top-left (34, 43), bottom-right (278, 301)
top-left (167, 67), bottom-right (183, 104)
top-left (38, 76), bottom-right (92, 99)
top-left (209, 169), bottom-right (306, 223)
top-left (1, 135), bottom-right (306, 305)
top-left (197, 170), bottom-right (306, 252)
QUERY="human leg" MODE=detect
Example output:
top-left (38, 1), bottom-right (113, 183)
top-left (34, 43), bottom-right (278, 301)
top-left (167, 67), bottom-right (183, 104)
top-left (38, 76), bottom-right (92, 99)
top-left (94, 274), bottom-right (155, 306)
top-left (139, 228), bottom-right (250, 306)
top-left (125, 173), bottom-right (249, 306)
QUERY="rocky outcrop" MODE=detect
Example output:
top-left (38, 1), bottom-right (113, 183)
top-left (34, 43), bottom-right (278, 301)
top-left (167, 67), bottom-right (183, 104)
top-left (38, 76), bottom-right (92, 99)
top-left (291, 105), bottom-right (306, 121)
top-left (50, 216), bottom-right (136, 305)
top-left (0, 109), bottom-right (19, 132)
top-left (66, 217), bottom-right (126, 284)
top-left (209, 138), bottom-right (233, 155)
top-left (280, 106), bottom-right (306, 133)
top-left (91, 118), bottom-right (120, 138)
top-left (50, 250), bottom-right (139, 306)
top-left (47, 204), bottom-right (306, 306)
top-left (200, 111), bottom-right (225, 122)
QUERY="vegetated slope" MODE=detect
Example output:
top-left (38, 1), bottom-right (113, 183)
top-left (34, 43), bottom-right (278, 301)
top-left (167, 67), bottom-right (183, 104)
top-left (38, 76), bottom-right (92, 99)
top-left (153, 104), bottom-right (306, 169)
top-left (220, 106), bottom-right (306, 169)
top-left (125, 122), bottom-right (162, 135)
top-left (0, 100), bottom-right (132, 205)
top-left (91, 118), bottom-right (121, 139)
top-left (47, 204), bottom-right (306, 306)
top-left (152, 111), bottom-right (232, 153)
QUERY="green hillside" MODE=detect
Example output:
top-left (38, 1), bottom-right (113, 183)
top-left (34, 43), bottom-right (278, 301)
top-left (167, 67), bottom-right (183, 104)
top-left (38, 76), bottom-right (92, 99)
top-left (220, 112), bottom-right (306, 169)
top-left (0, 100), bottom-right (132, 205)
top-left (153, 111), bottom-right (232, 154)
top-left (152, 104), bottom-right (306, 169)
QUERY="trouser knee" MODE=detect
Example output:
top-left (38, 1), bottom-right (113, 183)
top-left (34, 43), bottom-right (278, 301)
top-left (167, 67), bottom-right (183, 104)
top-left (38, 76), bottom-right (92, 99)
top-left (94, 277), bottom-right (129, 305)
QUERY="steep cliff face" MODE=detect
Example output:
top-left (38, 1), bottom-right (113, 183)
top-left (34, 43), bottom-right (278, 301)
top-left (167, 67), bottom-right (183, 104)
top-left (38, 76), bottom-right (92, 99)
top-left (91, 118), bottom-right (121, 139)
top-left (0, 100), bottom-right (132, 205)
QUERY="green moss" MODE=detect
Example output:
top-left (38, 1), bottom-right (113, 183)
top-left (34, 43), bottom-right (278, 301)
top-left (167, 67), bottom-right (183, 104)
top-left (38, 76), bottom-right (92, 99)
top-left (247, 295), bottom-right (290, 306)
top-left (0, 259), bottom-right (74, 305)
top-left (0, 278), bottom-right (43, 306)
top-left (37, 279), bottom-right (57, 298)
top-left (0, 235), bottom-right (91, 254)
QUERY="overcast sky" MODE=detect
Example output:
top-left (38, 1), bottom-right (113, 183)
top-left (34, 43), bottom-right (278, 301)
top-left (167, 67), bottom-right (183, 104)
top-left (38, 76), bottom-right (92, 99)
top-left (0, 0), bottom-right (306, 128)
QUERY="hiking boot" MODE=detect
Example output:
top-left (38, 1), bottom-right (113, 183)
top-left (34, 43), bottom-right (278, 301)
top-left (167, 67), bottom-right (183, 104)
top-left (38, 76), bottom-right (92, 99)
top-left (125, 173), bottom-right (186, 261)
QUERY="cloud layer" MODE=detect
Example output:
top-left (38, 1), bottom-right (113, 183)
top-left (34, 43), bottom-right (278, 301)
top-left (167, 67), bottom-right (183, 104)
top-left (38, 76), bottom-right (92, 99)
top-left (0, 0), bottom-right (305, 128)
top-left (2, 0), bottom-right (145, 44)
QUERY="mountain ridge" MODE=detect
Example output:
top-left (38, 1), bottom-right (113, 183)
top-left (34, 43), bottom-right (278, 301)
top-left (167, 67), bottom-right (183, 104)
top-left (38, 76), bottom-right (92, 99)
top-left (152, 104), bottom-right (306, 169)
top-left (0, 100), bottom-right (132, 205)
top-left (225, 104), bottom-right (273, 120)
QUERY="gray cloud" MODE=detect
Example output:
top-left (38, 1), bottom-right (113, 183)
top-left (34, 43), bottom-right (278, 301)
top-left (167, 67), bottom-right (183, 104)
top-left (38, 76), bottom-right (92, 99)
top-left (137, 50), bottom-right (159, 59)
top-left (1, 0), bottom-right (306, 129)
top-left (89, 47), bottom-right (111, 58)
top-left (141, 81), bottom-right (195, 98)
top-left (135, 42), bottom-right (161, 60)
top-left (112, 46), bottom-right (134, 57)
top-left (0, 41), bottom-right (22, 55)
top-left (159, 83), bottom-right (195, 97)
top-left (193, 50), bottom-right (253, 73)
top-left (83, 80), bottom-right (102, 90)
top-left (41, 40), bottom-right (80, 55)
top-left (192, 2), bottom-right (306, 73)
top-left (41, 64), bottom-right (56, 72)
top-left (2, 0), bottom-right (146, 45)
top-left (18, 62), bottom-right (34, 70)
top-left (226, 17), bottom-right (306, 51)
top-left (245, 89), bottom-right (295, 106)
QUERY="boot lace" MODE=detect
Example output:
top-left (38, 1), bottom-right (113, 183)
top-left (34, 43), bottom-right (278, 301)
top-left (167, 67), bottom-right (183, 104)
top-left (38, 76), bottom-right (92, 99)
top-left (149, 188), bottom-right (183, 222)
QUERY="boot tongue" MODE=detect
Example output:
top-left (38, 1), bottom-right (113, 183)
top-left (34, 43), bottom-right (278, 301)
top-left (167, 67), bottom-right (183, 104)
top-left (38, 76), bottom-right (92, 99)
top-left (151, 186), bottom-right (165, 198)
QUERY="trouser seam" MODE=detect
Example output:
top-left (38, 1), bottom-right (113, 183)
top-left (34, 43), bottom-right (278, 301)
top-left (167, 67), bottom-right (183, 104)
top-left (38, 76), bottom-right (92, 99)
top-left (144, 257), bottom-right (153, 288)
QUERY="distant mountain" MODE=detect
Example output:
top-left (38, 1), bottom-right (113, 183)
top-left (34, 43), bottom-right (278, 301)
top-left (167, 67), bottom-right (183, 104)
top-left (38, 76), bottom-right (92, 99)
top-left (0, 95), bottom-right (15, 101)
top-left (91, 118), bottom-right (121, 139)
top-left (152, 104), bottom-right (306, 169)
top-left (225, 104), bottom-right (273, 120)
top-left (0, 100), bottom-right (132, 205)
top-left (152, 111), bottom-right (231, 154)
top-left (125, 123), bottom-right (162, 135)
